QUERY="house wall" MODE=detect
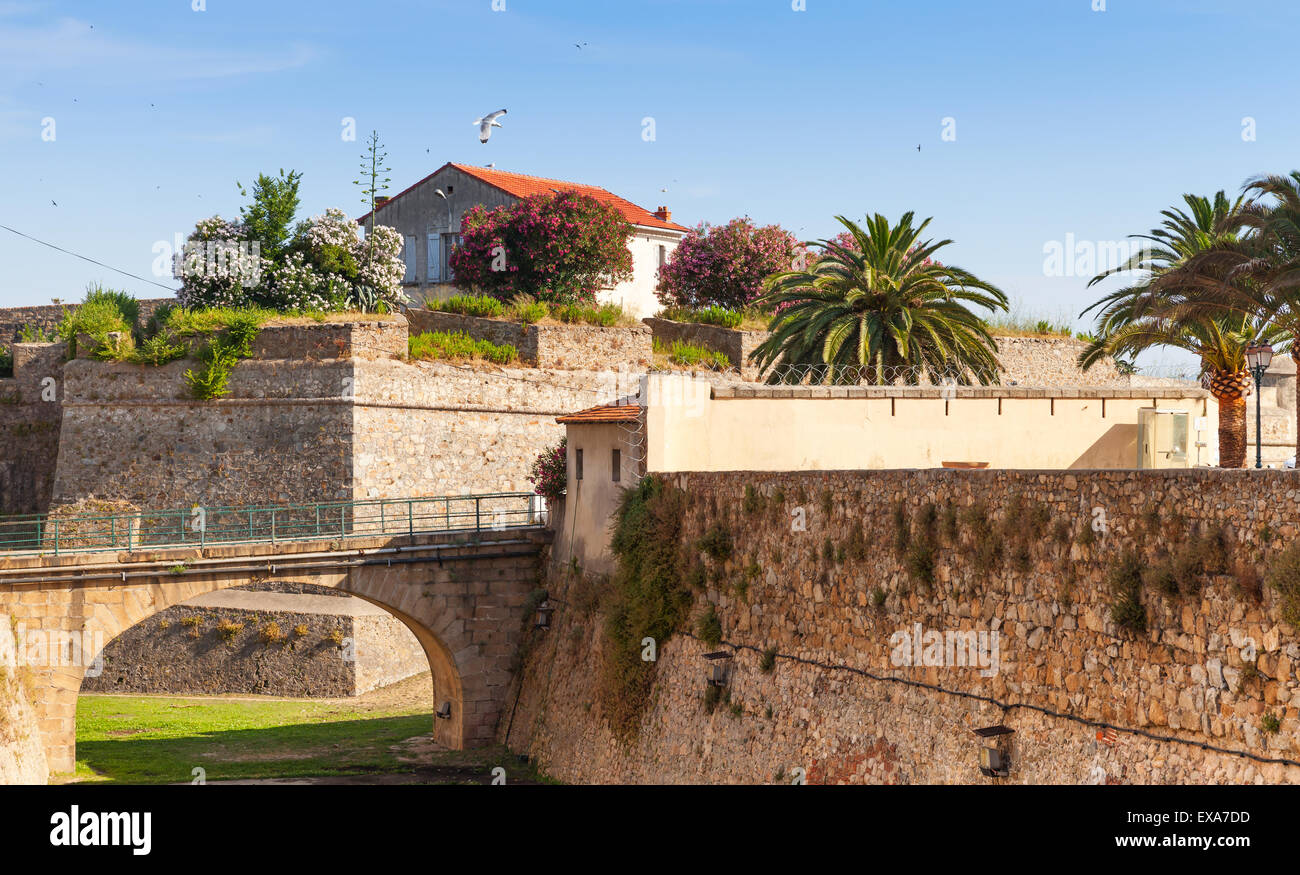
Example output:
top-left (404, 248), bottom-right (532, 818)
top-left (552, 422), bottom-right (643, 575)
top-left (366, 166), bottom-right (515, 307)
top-left (603, 228), bottom-right (681, 319)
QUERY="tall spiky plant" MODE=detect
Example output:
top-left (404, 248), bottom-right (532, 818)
top-left (1078, 192), bottom-right (1261, 467)
top-left (354, 130), bottom-right (391, 268)
top-left (749, 213), bottom-right (1009, 385)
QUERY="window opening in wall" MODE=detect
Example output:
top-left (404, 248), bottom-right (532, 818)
top-left (612, 448), bottom-right (621, 482)
top-left (576, 448), bottom-right (584, 481)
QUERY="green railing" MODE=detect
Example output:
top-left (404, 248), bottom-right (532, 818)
top-left (0, 493), bottom-right (543, 556)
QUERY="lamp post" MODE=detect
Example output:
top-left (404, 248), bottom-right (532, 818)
top-left (1246, 342), bottom-right (1275, 469)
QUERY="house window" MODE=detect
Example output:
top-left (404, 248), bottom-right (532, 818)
top-left (441, 233), bottom-right (461, 281)
top-left (657, 245), bottom-right (666, 274)
top-left (575, 448), bottom-right (583, 481)
top-left (427, 234), bottom-right (441, 282)
top-left (403, 235), bottom-right (417, 282)
top-left (612, 449), bottom-right (621, 482)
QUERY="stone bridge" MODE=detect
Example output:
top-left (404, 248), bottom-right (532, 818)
top-left (0, 504), bottom-right (551, 776)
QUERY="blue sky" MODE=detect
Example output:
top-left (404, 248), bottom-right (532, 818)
top-left (1, 0), bottom-right (1297, 359)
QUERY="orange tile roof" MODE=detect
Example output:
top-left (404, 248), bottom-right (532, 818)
top-left (357, 162), bottom-right (690, 232)
top-left (556, 402), bottom-right (642, 424)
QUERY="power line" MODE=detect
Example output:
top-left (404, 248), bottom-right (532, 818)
top-left (0, 222), bottom-right (179, 294)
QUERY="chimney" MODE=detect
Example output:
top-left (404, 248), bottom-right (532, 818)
top-left (654, 206), bottom-right (671, 222)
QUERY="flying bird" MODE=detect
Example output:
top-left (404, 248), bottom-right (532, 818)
top-left (575, 42), bottom-right (587, 49)
top-left (917, 144), bottom-right (921, 151)
top-left (474, 109), bottom-right (507, 144)
top-left (50, 200), bottom-right (57, 206)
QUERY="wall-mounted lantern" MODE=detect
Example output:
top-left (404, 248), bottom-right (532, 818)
top-left (535, 593), bottom-right (555, 630)
top-left (703, 651), bottom-right (732, 687)
top-left (436, 701), bottom-right (452, 720)
top-left (973, 725), bottom-right (1015, 778)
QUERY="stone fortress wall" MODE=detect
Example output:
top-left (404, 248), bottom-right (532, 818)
top-left (506, 469), bottom-right (1300, 784)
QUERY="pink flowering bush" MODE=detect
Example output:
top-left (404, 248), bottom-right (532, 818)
top-left (450, 191), bottom-right (634, 306)
top-left (528, 437), bottom-right (567, 501)
top-left (657, 217), bottom-right (801, 311)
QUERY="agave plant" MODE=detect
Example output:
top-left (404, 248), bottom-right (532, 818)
top-left (749, 213), bottom-right (1009, 385)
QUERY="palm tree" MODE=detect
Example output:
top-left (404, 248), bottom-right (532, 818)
top-left (1078, 192), bottom-right (1262, 468)
top-left (749, 213), bottom-right (1010, 385)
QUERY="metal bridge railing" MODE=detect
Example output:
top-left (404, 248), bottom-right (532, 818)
top-left (0, 493), bottom-right (544, 556)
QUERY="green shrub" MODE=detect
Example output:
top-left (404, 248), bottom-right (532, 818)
top-left (134, 333), bottom-right (187, 366)
top-left (184, 348), bottom-right (239, 400)
top-left (1266, 542), bottom-right (1300, 627)
top-left (57, 289), bottom-right (133, 358)
top-left (83, 284), bottom-right (140, 329)
top-left (892, 503), bottom-right (910, 555)
top-left (697, 523), bottom-right (733, 561)
top-left (436, 294), bottom-right (506, 318)
top-left (871, 587), bottom-right (887, 610)
top-left (1262, 712), bottom-right (1281, 734)
top-left (759, 646), bottom-right (777, 673)
top-left (962, 503), bottom-right (1001, 573)
top-left (18, 324), bottom-right (58, 343)
top-left (1143, 560), bottom-right (1179, 597)
top-left (652, 338), bottom-right (730, 370)
top-left (1108, 551), bottom-right (1146, 633)
top-left (601, 476), bottom-right (693, 740)
top-left (510, 295), bottom-right (549, 324)
top-left (742, 485), bottom-right (766, 515)
top-left (697, 602), bottom-right (722, 647)
top-left (940, 505), bottom-right (959, 544)
top-left (554, 302), bottom-right (625, 327)
top-left (408, 330), bottom-right (518, 365)
top-left (0, 345), bottom-right (11, 378)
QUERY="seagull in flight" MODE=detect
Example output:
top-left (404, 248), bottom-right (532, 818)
top-left (475, 109), bottom-right (507, 144)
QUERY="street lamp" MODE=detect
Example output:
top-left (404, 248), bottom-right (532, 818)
top-left (1246, 342), bottom-right (1275, 469)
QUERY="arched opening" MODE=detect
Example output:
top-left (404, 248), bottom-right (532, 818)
top-left (60, 570), bottom-right (467, 783)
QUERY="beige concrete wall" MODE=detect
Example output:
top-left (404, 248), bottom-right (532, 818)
top-left (644, 375), bottom-right (1217, 473)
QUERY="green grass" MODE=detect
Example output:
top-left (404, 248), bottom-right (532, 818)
top-left (658, 306), bottom-right (770, 331)
top-left (74, 693), bottom-right (432, 783)
top-left (431, 294), bottom-right (634, 327)
top-left (435, 293), bottom-right (507, 319)
top-left (653, 337), bottom-right (731, 370)
top-left (409, 330), bottom-right (518, 364)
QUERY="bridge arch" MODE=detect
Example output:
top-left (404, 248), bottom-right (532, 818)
top-left (0, 528), bottom-right (547, 778)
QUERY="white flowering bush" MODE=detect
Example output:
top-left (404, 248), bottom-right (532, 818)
top-left (176, 216), bottom-right (265, 309)
top-left (263, 252), bottom-right (347, 311)
top-left (354, 224), bottom-right (407, 309)
top-left (177, 210), bottom-right (407, 313)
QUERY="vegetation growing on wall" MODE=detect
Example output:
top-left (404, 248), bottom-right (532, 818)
top-left (1108, 551), bottom-right (1147, 632)
top-left (408, 330), bottom-right (518, 365)
top-left (600, 475), bottom-right (693, 741)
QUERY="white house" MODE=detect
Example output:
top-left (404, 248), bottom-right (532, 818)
top-left (356, 162), bottom-right (690, 318)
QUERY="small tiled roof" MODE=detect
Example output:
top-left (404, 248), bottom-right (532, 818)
top-left (556, 402), bottom-right (642, 424)
top-left (357, 162), bottom-right (689, 232)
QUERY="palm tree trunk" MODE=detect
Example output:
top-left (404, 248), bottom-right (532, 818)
top-left (1209, 370), bottom-right (1249, 468)
top-left (1293, 347), bottom-right (1300, 464)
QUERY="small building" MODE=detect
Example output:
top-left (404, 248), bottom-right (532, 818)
top-left (355, 163), bottom-right (689, 317)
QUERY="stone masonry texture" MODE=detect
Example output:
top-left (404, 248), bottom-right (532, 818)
top-left (506, 469), bottom-right (1300, 784)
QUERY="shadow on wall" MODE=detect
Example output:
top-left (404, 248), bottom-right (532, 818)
top-left (1070, 425), bottom-right (1137, 470)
